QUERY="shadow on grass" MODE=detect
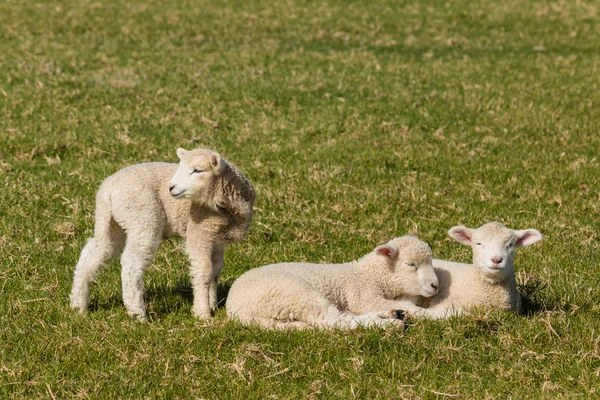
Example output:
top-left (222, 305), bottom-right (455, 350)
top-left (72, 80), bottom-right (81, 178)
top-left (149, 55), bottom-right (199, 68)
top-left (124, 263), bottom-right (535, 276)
top-left (88, 281), bottom-right (235, 317)
top-left (519, 278), bottom-right (550, 316)
top-left (86, 275), bottom-right (556, 320)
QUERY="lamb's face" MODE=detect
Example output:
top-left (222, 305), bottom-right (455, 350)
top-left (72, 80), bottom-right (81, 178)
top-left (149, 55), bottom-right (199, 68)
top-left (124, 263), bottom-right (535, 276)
top-left (399, 250), bottom-right (439, 297)
top-left (448, 222), bottom-right (542, 282)
top-left (471, 224), bottom-right (517, 280)
top-left (375, 237), bottom-right (439, 297)
top-left (168, 148), bottom-right (222, 202)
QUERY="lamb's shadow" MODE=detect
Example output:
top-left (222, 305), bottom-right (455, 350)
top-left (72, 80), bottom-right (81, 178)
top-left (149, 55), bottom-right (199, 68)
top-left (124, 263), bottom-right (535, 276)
top-left (88, 292), bottom-right (123, 313)
top-left (408, 268), bottom-right (452, 308)
top-left (88, 281), bottom-right (234, 318)
top-left (433, 267), bottom-right (565, 317)
top-left (518, 278), bottom-right (551, 316)
top-left (430, 268), bottom-right (452, 305)
top-left (84, 270), bottom-right (555, 320)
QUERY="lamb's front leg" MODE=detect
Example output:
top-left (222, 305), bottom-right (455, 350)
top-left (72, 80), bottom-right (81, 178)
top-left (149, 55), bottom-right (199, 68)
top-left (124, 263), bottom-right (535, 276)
top-left (209, 246), bottom-right (225, 312)
top-left (187, 244), bottom-right (216, 319)
top-left (364, 298), bottom-right (448, 320)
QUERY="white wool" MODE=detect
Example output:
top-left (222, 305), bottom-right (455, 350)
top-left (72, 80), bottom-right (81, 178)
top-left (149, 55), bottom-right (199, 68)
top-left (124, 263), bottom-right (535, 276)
top-left (415, 222), bottom-right (542, 318)
top-left (226, 236), bottom-right (446, 330)
top-left (69, 148), bottom-right (255, 320)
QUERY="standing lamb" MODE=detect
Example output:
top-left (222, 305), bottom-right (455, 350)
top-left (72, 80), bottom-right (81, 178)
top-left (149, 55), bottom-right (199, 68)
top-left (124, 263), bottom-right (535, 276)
top-left (413, 222), bottom-right (542, 318)
top-left (226, 236), bottom-right (445, 330)
top-left (69, 147), bottom-right (255, 320)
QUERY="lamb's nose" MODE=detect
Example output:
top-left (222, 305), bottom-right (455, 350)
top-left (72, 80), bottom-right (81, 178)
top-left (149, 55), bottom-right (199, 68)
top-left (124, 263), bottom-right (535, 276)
top-left (431, 283), bottom-right (438, 291)
top-left (169, 185), bottom-right (175, 193)
top-left (491, 256), bottom-right (503, 264)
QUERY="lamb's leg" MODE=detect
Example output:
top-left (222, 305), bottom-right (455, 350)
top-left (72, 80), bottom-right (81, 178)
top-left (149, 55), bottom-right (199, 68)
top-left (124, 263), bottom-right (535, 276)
top-left (187, 244), bottom-right (216, 319)
top-left (365, 298), bottom-right (449, 320)
top-left (208, 246), bottom-right (225, 312)
top-left (231, 300), bottom-right (403, 330)
top-left (120, 235), bottom-right (160, 321)
top-left (70, 220), bottom-right (125, 313)
top-left (241, 309), bottom-right (404, 330)
top-left (350, 310), bottom-right (407, 328)
top-left (230, 315), bottom-right (312, 330)
top-left (315, 305), bottom-right (405, 329)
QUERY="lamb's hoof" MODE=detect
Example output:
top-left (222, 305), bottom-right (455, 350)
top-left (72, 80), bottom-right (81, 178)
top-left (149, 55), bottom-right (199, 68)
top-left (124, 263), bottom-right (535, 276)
top-left (70, 304), bottom-right (86, 314)
top-left (388, 309), bottom-right (406, 320)
top-left (69, 299), bottom-right (87, 314)
top-left (126, 310), bottom-right (147, 322)
top-left (393, 318), bottom-right (406, 329)
top-left (376, 310), bottom-right (406, 329)
top-left (192, 309), bottom-right (213, 320)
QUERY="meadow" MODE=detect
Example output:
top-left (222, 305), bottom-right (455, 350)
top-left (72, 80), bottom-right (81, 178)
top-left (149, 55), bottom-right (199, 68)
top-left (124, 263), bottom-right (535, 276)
top-left (1, 0), bottom-right (599, 398)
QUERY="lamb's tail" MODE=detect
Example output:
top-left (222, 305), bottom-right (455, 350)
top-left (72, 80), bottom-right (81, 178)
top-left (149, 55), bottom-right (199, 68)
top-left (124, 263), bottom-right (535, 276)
top-left (92, 184), bottom-right (114, 246)
top-left (92, 181), bottom-right (126, 257)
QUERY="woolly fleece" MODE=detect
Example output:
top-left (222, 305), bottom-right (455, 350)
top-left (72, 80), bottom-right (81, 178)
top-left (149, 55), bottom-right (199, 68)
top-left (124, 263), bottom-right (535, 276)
top-left (69, 148), bottom-right (255, 320)
top-left (414, 222), bottom-right (542, 318)
top-left (226, 236), bottom-right (445, 330)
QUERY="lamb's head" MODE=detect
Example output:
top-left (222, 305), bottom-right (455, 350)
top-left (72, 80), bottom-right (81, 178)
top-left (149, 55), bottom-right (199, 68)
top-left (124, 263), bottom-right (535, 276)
top-left (169, 148), bottom-right (226, 202)
top-left (448, 222), bottom-right (542, 282)
top-left (373, 236), bottom-right (439, 298)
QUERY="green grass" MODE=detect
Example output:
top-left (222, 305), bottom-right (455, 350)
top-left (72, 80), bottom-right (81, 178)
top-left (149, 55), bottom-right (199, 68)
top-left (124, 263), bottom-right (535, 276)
top-left (1, 0), bottom-right (600, 398)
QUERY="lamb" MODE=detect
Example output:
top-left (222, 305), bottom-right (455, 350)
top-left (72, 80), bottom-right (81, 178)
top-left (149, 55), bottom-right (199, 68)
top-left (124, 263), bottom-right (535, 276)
top-left (413, 222), bottom-right (542, 318)
top-left (69, 147), bottom-right (255, 321)
top-left (226, 236), bottom-right (446, 330)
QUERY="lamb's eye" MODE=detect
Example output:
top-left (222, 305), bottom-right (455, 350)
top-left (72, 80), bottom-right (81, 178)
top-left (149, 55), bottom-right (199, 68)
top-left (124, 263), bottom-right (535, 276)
top-left (192, 169), bottom-right (204, 174)
top-left (407, 263), bottom-right (417, 269)
top-left (476, 243), bottom-right (482, 246)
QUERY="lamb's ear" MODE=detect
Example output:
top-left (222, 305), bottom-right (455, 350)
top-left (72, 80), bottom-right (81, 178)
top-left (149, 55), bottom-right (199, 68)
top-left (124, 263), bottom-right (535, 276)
top-left (209, 153), bottom-right (225, 174)
top-left (448, 226), bottom-right (474, 246)
top-left (514, 229), bottom-right (542, 247)
top-left (176, 148), bottom-right (189, 159)
top-left (375, 243), bottom-right (398, 260)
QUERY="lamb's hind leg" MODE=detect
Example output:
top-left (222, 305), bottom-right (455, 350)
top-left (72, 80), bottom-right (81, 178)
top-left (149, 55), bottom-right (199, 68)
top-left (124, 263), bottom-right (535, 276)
top-left (70, 220), bottom-right (125, 313)
top-left (239, 316), bottom-right (311, 330)
top-left (120, 234), bottom-right (160, 321)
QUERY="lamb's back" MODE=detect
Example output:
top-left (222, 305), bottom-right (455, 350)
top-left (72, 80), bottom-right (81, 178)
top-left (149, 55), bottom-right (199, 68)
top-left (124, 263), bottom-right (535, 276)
top-left (99, 162), bottom-right (190, 236)
top-left (228, 262), bottom-right (353, 308)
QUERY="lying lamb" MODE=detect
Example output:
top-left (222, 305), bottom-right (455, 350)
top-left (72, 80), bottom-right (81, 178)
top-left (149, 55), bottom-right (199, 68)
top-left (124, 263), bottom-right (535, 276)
top-left (70, 147), bottom-right (255, 320)
top-left (226, 236), bottom-right (445, 329)
top-left (413, 222), bottom-right (542, 318)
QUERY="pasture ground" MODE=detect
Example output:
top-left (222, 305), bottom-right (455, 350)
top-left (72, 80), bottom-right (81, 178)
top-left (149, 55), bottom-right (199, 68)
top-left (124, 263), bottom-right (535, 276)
top-left (1, 0), bottom-right (599, 398)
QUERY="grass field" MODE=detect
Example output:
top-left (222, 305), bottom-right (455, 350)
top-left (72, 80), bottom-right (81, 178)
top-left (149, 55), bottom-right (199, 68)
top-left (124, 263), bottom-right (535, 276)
top-left (1, 0), bottom-right (600, 398)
